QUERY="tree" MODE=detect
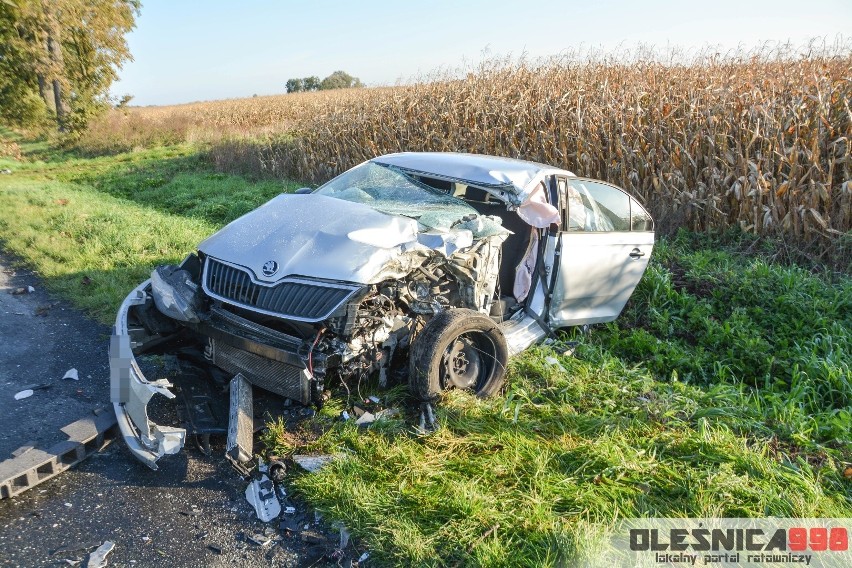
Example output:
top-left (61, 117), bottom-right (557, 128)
top-left (319, 70), bottom-right (362, 90)
top-left (0, 2), bottom-right (48, 126)
top-left (302, 75), bottom-right (320, 91)
top-left (285, 78), bottom-right (303, 93)
top-left (286, 76), bottom-right (322, 93)
top-left (0, 0), bottom-right (139, 133)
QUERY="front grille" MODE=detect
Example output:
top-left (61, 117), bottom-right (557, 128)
top-left (203, 258), bottom-right (359, 322)
top-left (210, 339), bottom-right (310, 404)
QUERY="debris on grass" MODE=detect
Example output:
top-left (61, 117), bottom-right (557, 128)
top-left (355, 411), bottom-right (375, 426)
top-left (416, 402), bottom-right (437, 434)
top-left (353, 406), bottom-right (398, 426)
top-left (293, 454), bottom-right (339, 473)
top-left (544, 356), bottom-right (566, 372)
top-left (375, 407), bottom-right (398, 420)
top-left (333, 521), bottom-right (350, 549)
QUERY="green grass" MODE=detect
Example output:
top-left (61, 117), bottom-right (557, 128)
top-left (1, 133), bottom-right (850, 566)
top-left (277, 236), bottom-right (851, 566)
top-left (0, 141), bottom-right (299, 321)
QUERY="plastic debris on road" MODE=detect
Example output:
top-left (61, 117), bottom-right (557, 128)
top-left (14, 389), bottom-right (34, 400)
top-left (63, 368), bottom-right (80, 381)
top-left (85, 541), bottom-right (115, 568)
top-left (9, 285), bottom-right (34, 295)
top-left (246, 533), bottom-right (272, 547)
top-left (245, 474), bottom-right (281, 522)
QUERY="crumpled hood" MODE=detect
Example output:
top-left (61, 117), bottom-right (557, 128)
top-left (198, 194), bottom-right (423, 284)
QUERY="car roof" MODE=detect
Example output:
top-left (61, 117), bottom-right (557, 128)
top-left (371, 152), bottom-right (574, 203)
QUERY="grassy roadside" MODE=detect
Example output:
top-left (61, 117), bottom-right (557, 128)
top-left (0, 139), bottom-right (298, 320)
top-left (282, 234), bottom-right (851, 566)
top-left (1, 137), bottom-right (850, 566)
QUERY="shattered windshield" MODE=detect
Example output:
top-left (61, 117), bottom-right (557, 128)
top-left (315, 162), bottom-right (478, 230)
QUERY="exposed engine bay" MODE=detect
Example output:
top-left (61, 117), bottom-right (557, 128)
top-left (109, 191), bottom-right (517, 468)
top-left (131, 223), bottom-right (506, 403)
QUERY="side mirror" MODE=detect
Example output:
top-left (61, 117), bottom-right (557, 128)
top-left (294, 187), bottom-right (313, 195)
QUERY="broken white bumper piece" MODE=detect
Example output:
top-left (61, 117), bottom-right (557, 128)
top-left (245, 474), bottom-right (281, 522)
top-left (110, 280), bottom-right (186, 469)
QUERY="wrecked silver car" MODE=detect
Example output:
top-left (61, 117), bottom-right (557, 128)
top-left (110, 153), bottom-right (655, 468)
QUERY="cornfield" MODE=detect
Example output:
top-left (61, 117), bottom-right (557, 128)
top-left (81, 45), bottom-right (852, 253)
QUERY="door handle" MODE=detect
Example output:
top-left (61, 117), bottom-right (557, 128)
top-left (629, 248), bottom-right (645, 259)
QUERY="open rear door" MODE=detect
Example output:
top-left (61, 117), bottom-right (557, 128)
top-left (549, 178), bottom-right (654, 327)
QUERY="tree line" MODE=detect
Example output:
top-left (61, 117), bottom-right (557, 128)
top-left (0, 0), bottom-right (138, 134)
top-left (286, 70), bottom-right (362, 93)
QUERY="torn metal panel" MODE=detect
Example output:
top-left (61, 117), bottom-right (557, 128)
top-left (110, 280), bottom-right (186, 470)
top-left (372, 152), bottom-right (576, 205)
top-left (198, 194), bottom-right (424, 285)
top-left (226, 374), bottom-right (253, 463)
top-left (416, 229), bottom-right (473, 256)
top-left (0, 410), bottom-right (117, 499)
top-left (443, 235), bottom-right (506, 313)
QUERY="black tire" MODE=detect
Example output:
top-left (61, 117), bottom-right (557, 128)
top-left (409, 308), bottom-right (509, 401)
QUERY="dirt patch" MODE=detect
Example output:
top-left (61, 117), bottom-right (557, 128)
top-left (667, 261), bottom-right (716, 299)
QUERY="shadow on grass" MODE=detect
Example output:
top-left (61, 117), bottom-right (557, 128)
top-left (64, 150), bottom-right (302, 227)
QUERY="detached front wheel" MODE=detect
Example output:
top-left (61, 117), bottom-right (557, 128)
top-left (409, 309), bottom-right (509, 401)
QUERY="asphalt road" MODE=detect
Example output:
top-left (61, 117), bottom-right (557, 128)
top-left (0, 252), bottom-right (356, 567)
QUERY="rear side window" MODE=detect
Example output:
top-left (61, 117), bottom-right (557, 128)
top-left (631, 198), bottom-right (653, 231)
top-left (564, 179), bottom-right (632, 231)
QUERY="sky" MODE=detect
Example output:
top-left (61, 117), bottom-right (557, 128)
top-left (111, 0), bottom-right (852, 107)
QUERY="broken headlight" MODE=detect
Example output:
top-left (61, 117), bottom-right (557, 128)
top-left (150, 265), bottom-right (202, 323)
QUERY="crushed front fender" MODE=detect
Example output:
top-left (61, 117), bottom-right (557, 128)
top-left (109, 280), bottom-right (186, 469)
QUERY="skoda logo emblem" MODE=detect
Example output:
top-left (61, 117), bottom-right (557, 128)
top-left (261, 260), bottom-right (279, 277)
